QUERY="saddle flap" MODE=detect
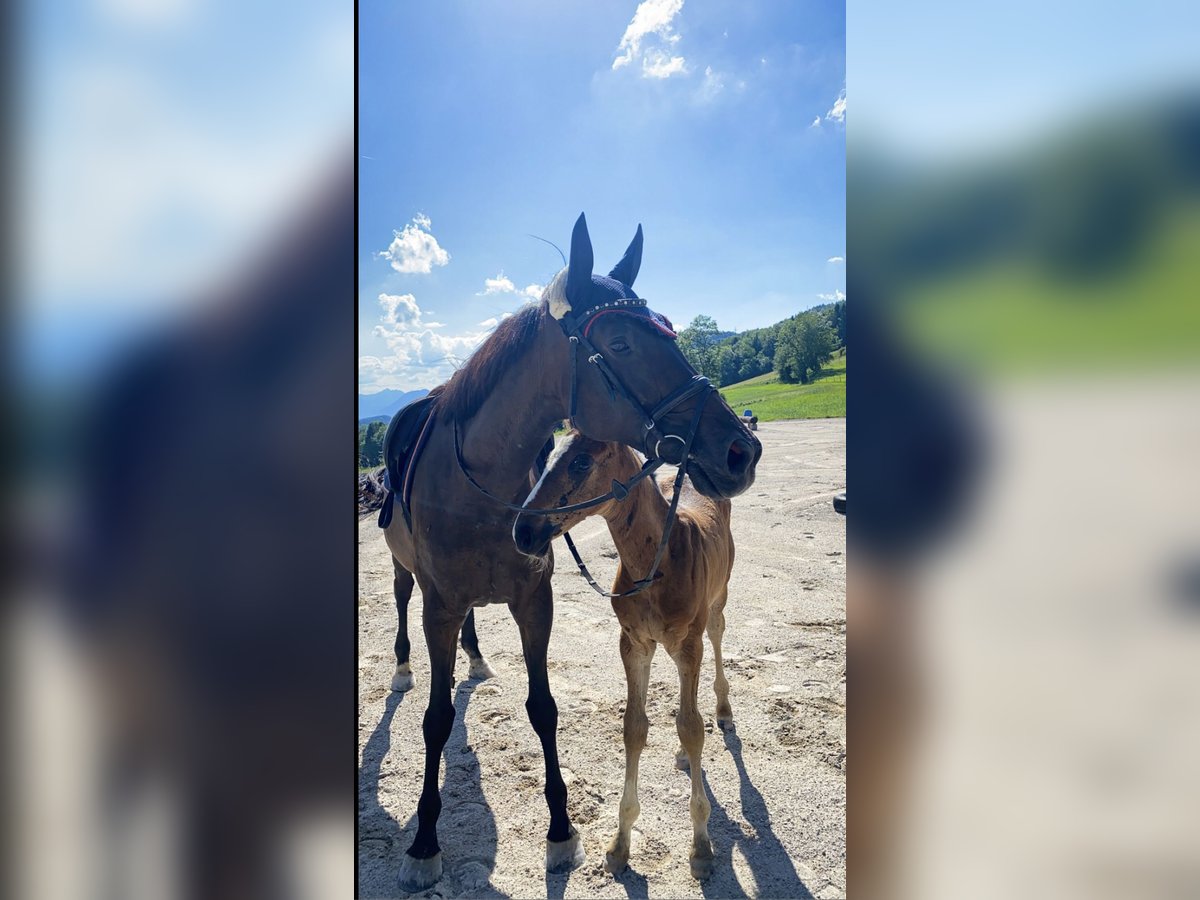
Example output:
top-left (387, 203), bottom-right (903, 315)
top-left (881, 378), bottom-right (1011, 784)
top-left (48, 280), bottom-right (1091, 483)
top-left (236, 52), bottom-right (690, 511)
top-left (382, 394), bottom-right (437, 517)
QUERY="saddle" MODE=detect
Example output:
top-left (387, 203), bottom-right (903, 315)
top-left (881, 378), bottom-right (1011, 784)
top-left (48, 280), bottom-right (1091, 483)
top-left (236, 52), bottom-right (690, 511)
top-left (377, 389), bottom-right (557, 531)
top-left (378, 394), bottom-right (437, 530)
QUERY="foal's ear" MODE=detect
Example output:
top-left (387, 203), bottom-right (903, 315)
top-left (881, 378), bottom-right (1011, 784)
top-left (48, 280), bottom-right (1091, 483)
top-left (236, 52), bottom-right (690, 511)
top-left (566, 212), bottom-right (594, 305)
top-left (608, 224), bottom-right (643, 288)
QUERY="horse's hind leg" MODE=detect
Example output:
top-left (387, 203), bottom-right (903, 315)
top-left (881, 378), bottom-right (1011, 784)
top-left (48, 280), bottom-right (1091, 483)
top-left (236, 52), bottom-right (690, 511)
top-left (670, 632), bottom-right (714, 880)
top-left (707, 586), bottom-right (734, 731)
top-left (512, 581), bottom-right (585, 873)
top-left (390, 559), bottom-right (416, 692)
top-left (604, 632), bottom-right (654, 875)
top-left (398, 595), bottom-right (461, 892)
top-left (460, 609), bottom-right (497, 680)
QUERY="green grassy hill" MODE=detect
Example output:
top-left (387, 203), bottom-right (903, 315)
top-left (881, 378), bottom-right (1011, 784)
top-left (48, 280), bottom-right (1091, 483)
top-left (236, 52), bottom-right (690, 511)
top-left (719, 352), bottom-right (846, 421)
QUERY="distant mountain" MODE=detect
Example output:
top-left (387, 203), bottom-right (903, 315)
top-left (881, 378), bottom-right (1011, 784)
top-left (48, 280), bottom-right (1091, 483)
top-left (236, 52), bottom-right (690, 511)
top-left (358, 388), bottom-right (429, 422)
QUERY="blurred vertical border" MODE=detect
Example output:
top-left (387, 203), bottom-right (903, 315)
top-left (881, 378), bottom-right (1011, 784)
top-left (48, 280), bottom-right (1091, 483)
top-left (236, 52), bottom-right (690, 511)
top-left (7, 1), bottom-right (357, 898)
top-left (848, 2), bottom-right (1200, 898)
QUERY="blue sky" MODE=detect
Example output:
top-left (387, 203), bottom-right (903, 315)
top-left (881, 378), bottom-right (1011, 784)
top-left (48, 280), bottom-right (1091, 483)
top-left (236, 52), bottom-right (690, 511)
top-left (358, 0), bottom-right (845, 393)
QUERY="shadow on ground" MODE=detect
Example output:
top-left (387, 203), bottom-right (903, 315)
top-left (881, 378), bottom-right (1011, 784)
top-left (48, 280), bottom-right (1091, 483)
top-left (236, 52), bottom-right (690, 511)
top-left (698, 731), bottom-right (814, 899)
top-left (359, 682), bottom-right (505, 898)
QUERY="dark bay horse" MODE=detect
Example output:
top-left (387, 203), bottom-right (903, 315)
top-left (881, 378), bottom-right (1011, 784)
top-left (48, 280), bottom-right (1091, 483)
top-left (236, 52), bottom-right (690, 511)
top-left (380, 214), bottom-right (761, 890)
top-left (514, 432), bottom-right (736, 880)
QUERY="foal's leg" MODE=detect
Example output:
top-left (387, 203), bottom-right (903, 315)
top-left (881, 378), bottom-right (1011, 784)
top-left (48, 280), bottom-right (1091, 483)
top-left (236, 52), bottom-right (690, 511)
top-left (670, 633), bottom-right (715, 880)
top-left (460, 609), bottom-right (497, 680)
top-left (707, 587), bottom-right (734, 731)
top-left (511, 582), bottom-right (585, 873)
top-left (604, 632), bottom-right (655, 875)
top-left (390, 560), bottom-right (416, 692)
top-left (397, 595), bottom-right (461, 892)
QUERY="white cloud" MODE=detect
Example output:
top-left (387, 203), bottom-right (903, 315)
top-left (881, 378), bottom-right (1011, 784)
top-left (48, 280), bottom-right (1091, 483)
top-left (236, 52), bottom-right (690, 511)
top-left (377, 213), bottom-right (450, 274)
top-left (479, 273), bottom-right (544, 300)
top-left (825, 88), bottom-right (846, 124)
top-left (817, 290), bottom-right (846, 302)
top-left (480, 272), bottom-right (516, 295)
top-left (612, 0), bottom-right (687, 78)
top-left (359, 354), bottom-right (440, 393)
top-left (827, 256), bottom-right (845, 264)
top-left (643, 50), bottom-right (687, 79)
top-left (811, 116), bottom-right (821, 128)
top-left (364, 292), bottom-right (526, 390)
top-left (377, 292), bottom-right (443, 329)
top-left (696, 65), bottom-right (724, 102)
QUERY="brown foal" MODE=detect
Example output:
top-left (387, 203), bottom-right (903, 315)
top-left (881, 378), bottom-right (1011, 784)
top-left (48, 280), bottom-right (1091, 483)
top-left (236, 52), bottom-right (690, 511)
top-left (513, 431), bottom-right (736, 880)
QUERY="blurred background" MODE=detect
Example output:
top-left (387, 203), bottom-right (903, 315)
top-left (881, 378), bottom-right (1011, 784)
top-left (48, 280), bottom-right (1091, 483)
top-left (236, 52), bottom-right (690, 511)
top-left (7, 1), bottom-right (354, 899)
top-left (847, 2), bottom-right (1200, 898)
top-left (9, 0), bottom-right (1200, 897)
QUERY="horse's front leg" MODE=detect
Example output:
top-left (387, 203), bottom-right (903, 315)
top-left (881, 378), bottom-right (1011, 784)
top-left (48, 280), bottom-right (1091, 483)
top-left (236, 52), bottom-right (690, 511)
top-left (512, 580), bottom-right (585, 873)
top-left (605, 631), bottom-right (655, 875)
top-left (670, 631), bottom-right (714, 880)
top-left (397, 593), bottom-right (461, 892)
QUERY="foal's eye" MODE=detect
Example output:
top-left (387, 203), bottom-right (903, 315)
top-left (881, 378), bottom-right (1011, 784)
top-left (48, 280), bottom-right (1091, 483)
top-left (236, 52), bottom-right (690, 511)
top-left (609, 338), bottom-right (630, 353)
top-left (571, 454), bottom-right (593, 472)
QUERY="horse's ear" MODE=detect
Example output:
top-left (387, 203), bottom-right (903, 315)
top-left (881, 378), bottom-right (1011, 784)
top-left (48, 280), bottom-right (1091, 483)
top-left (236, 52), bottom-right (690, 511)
top-left (565, 212), bottom-right (594, 305)
top-left (608, 224), bottom-right (643, 287)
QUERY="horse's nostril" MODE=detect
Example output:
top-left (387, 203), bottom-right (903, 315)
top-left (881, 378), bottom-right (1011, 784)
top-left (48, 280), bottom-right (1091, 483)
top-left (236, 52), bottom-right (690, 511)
top-left (514, 519), bottom-right (535, 551)
top-left (726, 438), bottom-right (753, 477)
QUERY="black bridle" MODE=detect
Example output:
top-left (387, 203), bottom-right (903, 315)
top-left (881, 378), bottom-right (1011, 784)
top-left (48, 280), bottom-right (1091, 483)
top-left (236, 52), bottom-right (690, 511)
top-left (453, 298), bottom-right (717, 597)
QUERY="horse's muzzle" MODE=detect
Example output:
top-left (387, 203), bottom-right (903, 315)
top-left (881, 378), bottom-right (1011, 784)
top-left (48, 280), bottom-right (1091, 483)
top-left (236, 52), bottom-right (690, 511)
top-left (513, 516), bottom-right (556, 557)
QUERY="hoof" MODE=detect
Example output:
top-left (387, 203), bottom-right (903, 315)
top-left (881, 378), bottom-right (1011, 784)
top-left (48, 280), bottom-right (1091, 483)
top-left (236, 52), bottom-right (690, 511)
top-left (717, 716), bottom-right (735, 733)
top-left (467, 657), bottom-right (497, 680)
top-left (546, 827), bottom-right (586, 873)
top-left (690, 851), bottom-right (714, 881)
top-left (603, 850), bottom-right (629, 876)
top-left (397, 850), bottom-right (442, 892)
top-left (675, 748), bottom-right (691, 771)
top-left (390, 664), bottom-right (415, 693)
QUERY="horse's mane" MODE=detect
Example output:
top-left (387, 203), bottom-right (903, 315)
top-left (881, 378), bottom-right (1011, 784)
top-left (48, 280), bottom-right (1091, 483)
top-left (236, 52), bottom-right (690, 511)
top-left (436, 298), bottom-right (550, 422)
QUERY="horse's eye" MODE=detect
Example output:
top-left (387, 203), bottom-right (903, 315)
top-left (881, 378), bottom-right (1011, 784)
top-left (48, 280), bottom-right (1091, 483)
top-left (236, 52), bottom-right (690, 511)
top-left (571, 454), bottom-right (592, 472)
top-left (609, 338), bottom-right (630, 353)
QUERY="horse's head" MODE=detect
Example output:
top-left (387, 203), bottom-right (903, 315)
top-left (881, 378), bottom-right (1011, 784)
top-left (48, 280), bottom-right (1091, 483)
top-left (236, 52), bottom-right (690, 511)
top-left (546, 213), bottom-right (762, 500)
top-left (512, 431), bottom-right (629, 557)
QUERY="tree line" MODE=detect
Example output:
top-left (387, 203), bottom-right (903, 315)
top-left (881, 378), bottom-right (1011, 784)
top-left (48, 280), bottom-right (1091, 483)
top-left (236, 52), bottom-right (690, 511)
top-left (359, 420), bottom-right (387, 469)
top-left (677, 299), bottom-right (845, 387)
top-left (359, 299), bottom-right (845, 467)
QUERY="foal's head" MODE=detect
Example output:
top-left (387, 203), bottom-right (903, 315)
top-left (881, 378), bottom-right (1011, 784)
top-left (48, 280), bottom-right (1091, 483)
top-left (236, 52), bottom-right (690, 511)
top-left (512, 430), bottom-right (633, 558)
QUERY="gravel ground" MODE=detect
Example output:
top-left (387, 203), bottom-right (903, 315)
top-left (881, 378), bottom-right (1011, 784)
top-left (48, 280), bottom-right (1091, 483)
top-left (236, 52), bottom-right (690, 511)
top-left (358, 418), bottom-right (846, 899)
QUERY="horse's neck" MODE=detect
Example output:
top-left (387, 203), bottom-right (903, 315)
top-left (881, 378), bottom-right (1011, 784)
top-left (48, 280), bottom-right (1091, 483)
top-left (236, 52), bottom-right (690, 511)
top-left (602, 452), bottom-right (673, 567)
top-left (458, 323), bottom-right (568, 493)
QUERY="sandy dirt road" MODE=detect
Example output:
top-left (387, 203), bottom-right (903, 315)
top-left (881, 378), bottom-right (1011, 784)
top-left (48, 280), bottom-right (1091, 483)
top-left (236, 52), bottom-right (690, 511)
top-left (358, 418), bottom-right (846, 899)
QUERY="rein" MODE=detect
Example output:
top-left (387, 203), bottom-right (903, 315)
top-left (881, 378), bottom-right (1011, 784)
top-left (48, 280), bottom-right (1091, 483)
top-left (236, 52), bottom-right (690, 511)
top-left (452, 417), bottom-right (665, 516)
top-left (453, 299), bottom-right (717, 598)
